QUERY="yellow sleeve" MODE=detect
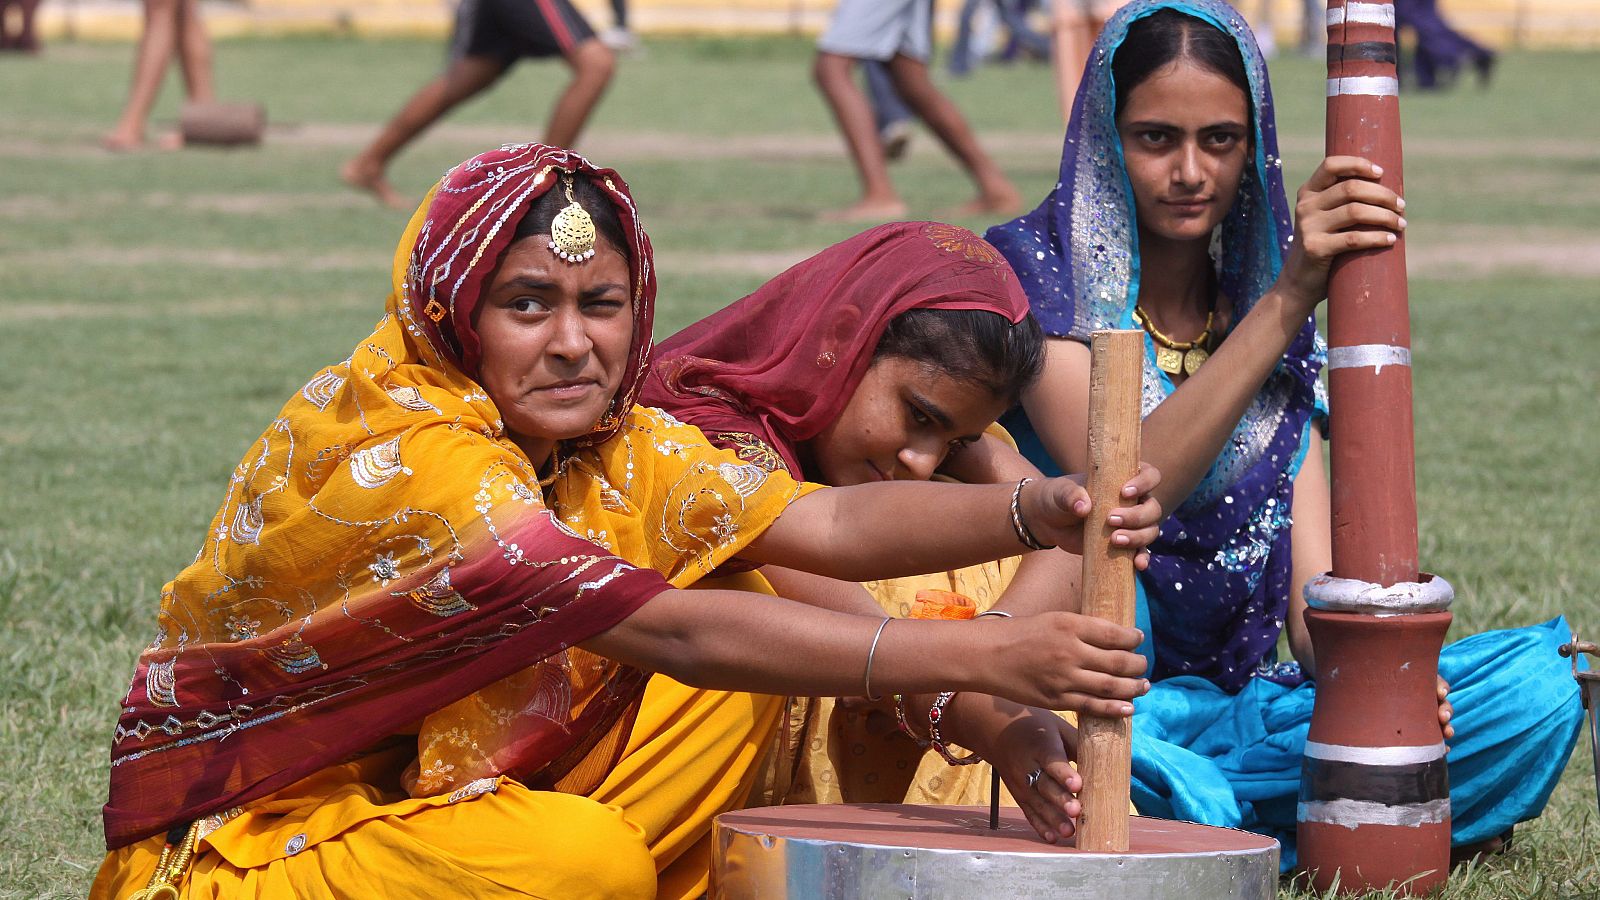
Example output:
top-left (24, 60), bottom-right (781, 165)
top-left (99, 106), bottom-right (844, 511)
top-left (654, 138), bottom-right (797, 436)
top-left (984, 421), bottom-right (1019, 450)
top-left (550, 407), bottom-right (823, 588)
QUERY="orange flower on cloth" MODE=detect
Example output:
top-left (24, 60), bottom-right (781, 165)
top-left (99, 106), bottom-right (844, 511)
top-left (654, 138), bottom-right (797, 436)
top-left (907, 589), bottom-right (980, 621)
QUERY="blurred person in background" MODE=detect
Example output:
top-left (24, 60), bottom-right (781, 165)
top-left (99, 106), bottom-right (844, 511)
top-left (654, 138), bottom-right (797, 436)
top-left (102, 0), bottom-right (215, 151)
top-left (1050, 0), bottom-right (1130, 122)
top-left (342, 0), bottom-right (615, 208)
top-left (950, 0), bottom-right (1052, 77)
top-left (599, 0), bottom-right (638, 52)
top-left (815, 0), bottom-right (1021, 221)
top-left (1299, 0), bottom-right (1325, 55)
top-left (1396, 0), bottom-right (1495, 89)
top-left (865, 60), bottom-right (916, 161)
top-left (0, 0), bottom-right (42, 53)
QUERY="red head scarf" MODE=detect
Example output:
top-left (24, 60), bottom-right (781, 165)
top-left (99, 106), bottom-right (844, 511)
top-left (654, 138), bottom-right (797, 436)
top-left (639, 222), bottom-right (1030, 476)
top-left (407, 142), bottom-right (658, 446)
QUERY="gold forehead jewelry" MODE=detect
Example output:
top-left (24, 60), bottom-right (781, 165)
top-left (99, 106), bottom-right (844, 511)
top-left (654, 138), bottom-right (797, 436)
top-left (548, 175), bottom-right (597, 264)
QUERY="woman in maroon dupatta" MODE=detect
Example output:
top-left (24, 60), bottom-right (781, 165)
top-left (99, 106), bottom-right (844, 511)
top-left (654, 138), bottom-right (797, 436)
top-left (96, 148), bottom-right (1158, 900)
top-left (640, 222), bottom-right (1150, 810)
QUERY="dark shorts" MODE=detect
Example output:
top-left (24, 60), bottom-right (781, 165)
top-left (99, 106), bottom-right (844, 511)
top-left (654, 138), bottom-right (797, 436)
top-left (449, 0), bottom-right (596, 63)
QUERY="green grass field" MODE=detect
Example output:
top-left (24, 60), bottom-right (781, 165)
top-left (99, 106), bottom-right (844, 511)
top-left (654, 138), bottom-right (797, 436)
top-left (2, 34), bottom-right (1598, 899)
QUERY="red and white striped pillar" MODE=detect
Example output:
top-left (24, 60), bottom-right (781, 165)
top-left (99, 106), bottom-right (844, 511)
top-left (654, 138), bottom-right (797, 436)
top-left (1297, 1), bottom-right (1455, 894)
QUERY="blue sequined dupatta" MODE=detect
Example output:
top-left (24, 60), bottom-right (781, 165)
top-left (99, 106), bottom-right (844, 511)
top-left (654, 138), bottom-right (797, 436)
top-left (987, 0), bottom-right (1327, 693)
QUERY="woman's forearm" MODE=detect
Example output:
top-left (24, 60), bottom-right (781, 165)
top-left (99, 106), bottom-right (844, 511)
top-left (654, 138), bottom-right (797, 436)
top-left (581, 587), bottom-right (993, 697)
top-left (745, 472), bottom-right (1159, 587)
top-left (760, 565), bottom-right (885, 616)
top-left (1287, 431), bottom-right (1331, 677)
top-left (1135, 290), bottom-right (1317, 511)
top-left (744, 480), bottom-right (1036, 581)
top-left (1025, 292), bottom-right (1315, 515)
top-left (991, 548), bottom-right (1082, 615)
top-left (585, 589), bottom-right (1148, 713)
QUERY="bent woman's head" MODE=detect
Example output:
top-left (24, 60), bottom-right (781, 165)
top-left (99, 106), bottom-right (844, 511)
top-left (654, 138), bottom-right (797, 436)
top-left (641, 222), bottom-right (1043, 486)
top-left (400, 144), bottom-right (656, 465)
top-left (811, 306), bottom-right (1043, 486)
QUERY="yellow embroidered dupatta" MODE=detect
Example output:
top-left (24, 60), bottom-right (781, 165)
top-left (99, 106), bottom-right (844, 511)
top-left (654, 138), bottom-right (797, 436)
top-left (104, 144), bottom-right (811, 849)
top-left (413, 405), bottom-right (815, 796)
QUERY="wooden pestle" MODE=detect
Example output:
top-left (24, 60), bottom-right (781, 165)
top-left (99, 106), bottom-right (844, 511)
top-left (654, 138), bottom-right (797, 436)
top-left (1073, 330), bottom-right (1143, 852)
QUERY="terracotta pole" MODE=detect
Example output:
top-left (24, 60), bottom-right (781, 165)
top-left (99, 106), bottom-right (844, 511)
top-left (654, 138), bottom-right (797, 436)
top-left (1323, 0), bottom-right (1418, 586)
top-left (1074, 330), bottom-right (1142, 853)
top-left (1298, 2), bottom-right (1453, 893)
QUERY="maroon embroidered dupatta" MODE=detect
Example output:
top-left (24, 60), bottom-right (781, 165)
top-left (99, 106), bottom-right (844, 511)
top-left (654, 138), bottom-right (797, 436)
top-left (104, 145), bottom-right (671, 849)
top-left (639, 222), bottom-right (1032, 475)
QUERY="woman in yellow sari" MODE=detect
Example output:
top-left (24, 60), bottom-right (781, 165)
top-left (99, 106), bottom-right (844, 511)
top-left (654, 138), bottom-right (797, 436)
top-left (94, 144), bottom-right (1160, 900)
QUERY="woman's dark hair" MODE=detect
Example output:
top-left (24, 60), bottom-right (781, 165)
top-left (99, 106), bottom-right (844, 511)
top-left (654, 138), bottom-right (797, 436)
top-left (873, 308), bottom-right (1046, 403)
top-left (1112, 9), bottom-right (1250, 115)
top-left (513, 172), bottom-right (630, 264)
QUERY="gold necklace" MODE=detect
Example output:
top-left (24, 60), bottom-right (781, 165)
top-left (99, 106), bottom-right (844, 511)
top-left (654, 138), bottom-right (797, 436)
top-left (1134, 305), bottom-right (1214, 376)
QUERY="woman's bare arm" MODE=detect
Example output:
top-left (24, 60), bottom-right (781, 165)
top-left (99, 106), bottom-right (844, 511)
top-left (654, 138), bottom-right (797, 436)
top-left (1286, 428), bottom-right (1331, 675)
top-left (1023, 288), bottom-right (1317, 515)
top-left (760, 565), bottom-right (884, 615)
top-left (990, 549), bottom-right (1083, 615)
top-left (1022, 156), bottom-right (1404, 514)
top-left (1282, 432), bottom-right (1453, 735)
top-left (743, 472), bottom-right (1162, 582)
top-left (581, 587), bottom-right (1147, 713)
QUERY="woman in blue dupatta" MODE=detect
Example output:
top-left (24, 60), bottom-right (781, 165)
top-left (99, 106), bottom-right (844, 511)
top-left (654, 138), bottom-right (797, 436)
top-left (986, 0), bottom-right (1583, 867)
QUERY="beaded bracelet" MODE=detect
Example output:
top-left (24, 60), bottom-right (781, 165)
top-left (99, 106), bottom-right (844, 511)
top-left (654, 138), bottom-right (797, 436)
top-left (893, 694), bottom-right (982, 766)
top-left (892, 693), bottom-right (924, 744)
top-left (1009, 477), bottom-right (1055, 551)
top-left (927, 692), bottom-right (983, 766)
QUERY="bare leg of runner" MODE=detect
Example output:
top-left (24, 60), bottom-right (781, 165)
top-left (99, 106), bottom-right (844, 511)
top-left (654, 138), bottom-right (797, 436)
top-left (104, 0), bottom-right (182, 151)
top-left (342, 55), bottom-right (509, 208)
top-left (885, 52), bottom-right (1020, 217)
top-left (175, 0), bottom-right (216, 104)
top-left (4, 0), bottom-right (43, 52)
top-left (150, 0), bottom-right (217, 149)
top-left (544, 37), bottom-right (615, 150)
top-left (1052, 0), bottom-right (1096, 123)
top-left (814, 50), bottom-right (907, 222)
top-left (18, 0), bottom-right (40, 52)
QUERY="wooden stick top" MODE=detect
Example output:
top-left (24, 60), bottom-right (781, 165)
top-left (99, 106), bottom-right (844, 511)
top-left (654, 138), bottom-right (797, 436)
top-left (1074, 329), bottom-right (1144, 853)
top-left (1080, 330), bottom-right (1143, 627)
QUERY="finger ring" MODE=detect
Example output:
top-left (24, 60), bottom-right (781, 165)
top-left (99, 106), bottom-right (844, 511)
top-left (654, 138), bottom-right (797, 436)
top-left (1026, 767), bottom-right (1043, 789)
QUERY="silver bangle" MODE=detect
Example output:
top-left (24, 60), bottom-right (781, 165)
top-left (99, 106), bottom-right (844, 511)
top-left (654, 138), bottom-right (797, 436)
top-left (974, 610), bottom-right (1013, 619)
top-left (1009, 477), bottom-right (1054, 551)
top-left (863, 617), bottom-right (892, 701)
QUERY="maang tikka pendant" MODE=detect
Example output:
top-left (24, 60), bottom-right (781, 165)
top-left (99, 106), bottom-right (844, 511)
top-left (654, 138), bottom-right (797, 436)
top-left (549, 175), bottom-right (597, 264)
